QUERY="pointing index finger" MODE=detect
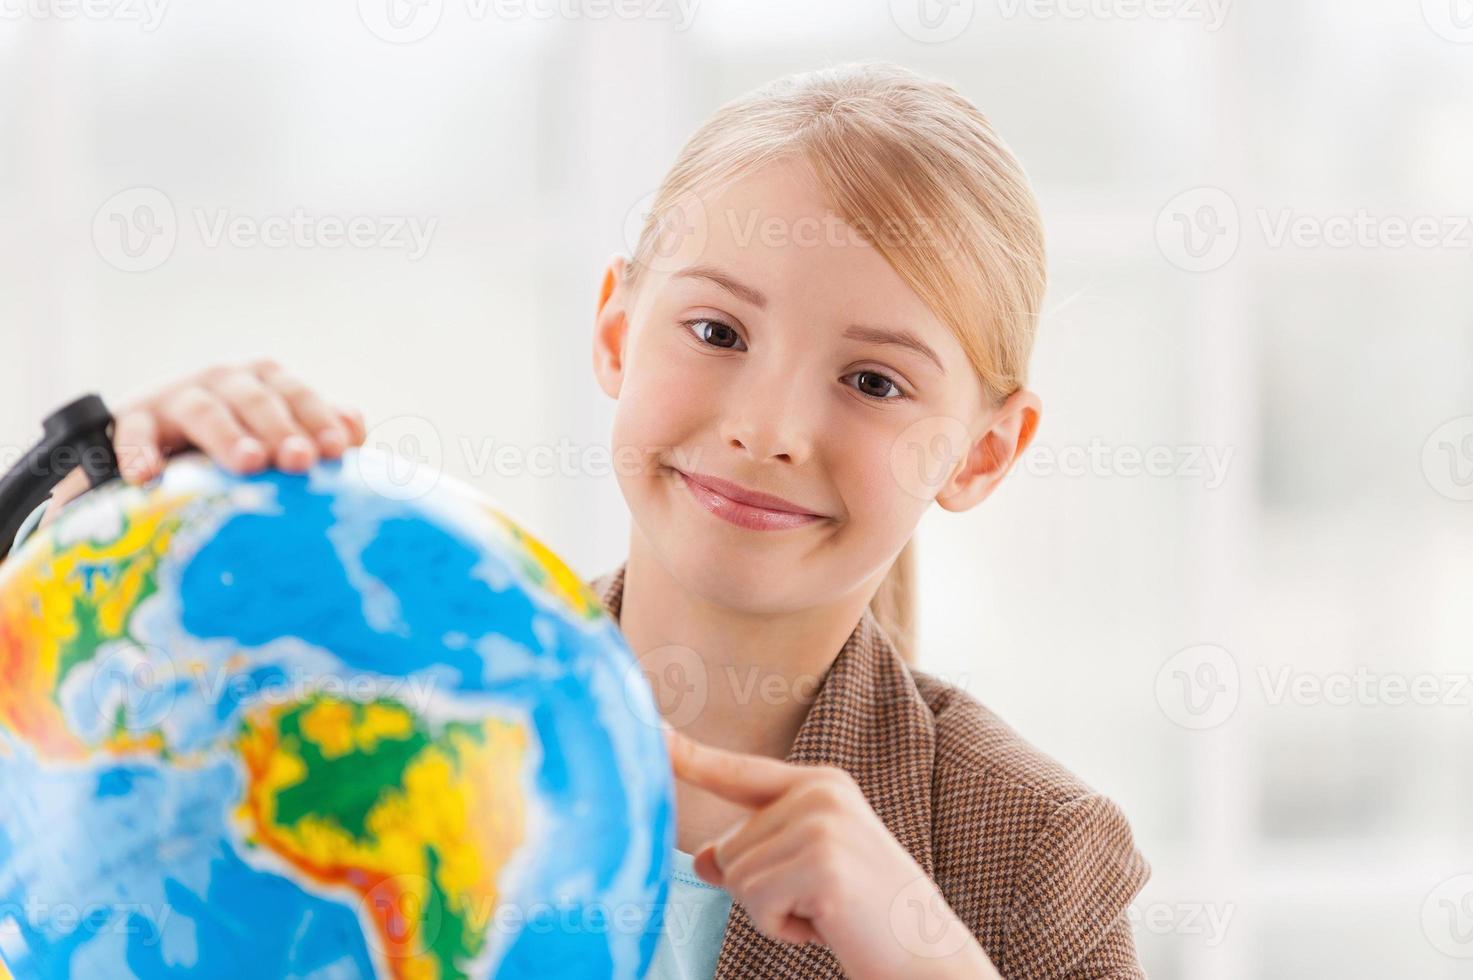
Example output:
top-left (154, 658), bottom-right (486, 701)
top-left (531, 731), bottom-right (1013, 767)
top-left (664, 727), bottom-right (803, 809)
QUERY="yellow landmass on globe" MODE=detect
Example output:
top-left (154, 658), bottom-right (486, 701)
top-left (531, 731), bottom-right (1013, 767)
top-left (0, 494), bottom-right (190, 760)
top-left (236, 695), bottom-right (529, 980)
top-left (485, 508), bottom-right (603, 622)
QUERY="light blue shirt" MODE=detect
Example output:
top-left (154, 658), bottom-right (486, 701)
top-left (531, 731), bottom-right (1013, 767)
top-left (11, 499), bottom-right (48, 552)
top-left (646, 848), bottom-right (733, 980)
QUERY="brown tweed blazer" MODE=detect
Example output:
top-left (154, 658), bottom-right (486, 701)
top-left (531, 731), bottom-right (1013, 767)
top-left (589, 562), bottom-right (1151, 980)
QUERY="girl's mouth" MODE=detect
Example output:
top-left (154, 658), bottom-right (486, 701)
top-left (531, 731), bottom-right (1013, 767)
top-left (670, 468), bottom-right (826, 532)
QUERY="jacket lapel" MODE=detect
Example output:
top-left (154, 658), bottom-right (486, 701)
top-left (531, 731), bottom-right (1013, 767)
top-left (588, 561), bottom-right (937, 979)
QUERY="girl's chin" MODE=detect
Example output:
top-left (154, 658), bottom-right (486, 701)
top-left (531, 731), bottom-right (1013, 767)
top-left (658, 548), bottom-right (815, 615)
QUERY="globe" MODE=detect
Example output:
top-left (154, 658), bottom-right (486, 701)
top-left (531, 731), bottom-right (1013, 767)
top-left (0, 449), bottom-right (673, 980)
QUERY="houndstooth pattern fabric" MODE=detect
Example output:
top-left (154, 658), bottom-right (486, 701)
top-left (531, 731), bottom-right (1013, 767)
top-left (589, 562), bottom-right (1151, 979)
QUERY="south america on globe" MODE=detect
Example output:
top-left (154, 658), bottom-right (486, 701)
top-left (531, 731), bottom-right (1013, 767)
top-left (0, 448), bottom-right (673, 980)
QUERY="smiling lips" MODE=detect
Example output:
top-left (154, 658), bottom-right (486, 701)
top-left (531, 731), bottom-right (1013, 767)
top-left (672, 469), bottom-right (826, 531)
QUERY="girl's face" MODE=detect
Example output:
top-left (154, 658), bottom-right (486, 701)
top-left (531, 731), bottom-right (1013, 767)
top-left (593, 156), bottom-right (1038, 614)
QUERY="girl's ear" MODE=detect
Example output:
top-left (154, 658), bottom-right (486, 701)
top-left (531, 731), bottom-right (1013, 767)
top-left (592, 254), bottom-right (633, 398)
top-left (935, 387), bottom-right (1041, 513)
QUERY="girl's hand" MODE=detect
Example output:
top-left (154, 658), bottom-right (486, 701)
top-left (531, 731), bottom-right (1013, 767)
top-left (41, 360), bottom-right (366, 527)
top-left (665, 727), bottom-right (1000, 980)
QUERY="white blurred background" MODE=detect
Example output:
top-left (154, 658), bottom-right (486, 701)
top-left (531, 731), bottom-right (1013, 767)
top-left (4, 1), bottom-right (1473, 976)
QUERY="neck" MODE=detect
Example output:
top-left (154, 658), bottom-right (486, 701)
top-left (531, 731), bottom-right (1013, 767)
top-left (617, 524), bottom-right (880, 761)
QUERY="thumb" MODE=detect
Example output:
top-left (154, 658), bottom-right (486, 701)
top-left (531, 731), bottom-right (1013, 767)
top-left (38, 467), bottom-right (91, 530)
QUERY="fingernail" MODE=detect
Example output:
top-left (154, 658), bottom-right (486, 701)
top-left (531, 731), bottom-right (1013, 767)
top-left (342, 407), bottom-right (366, 440)
top-left (316, 427), bottom-right (346, 456)
top-left (280, 434), bottom-right (317, 468)
top-left (233, 437), bottom-right (267, 470)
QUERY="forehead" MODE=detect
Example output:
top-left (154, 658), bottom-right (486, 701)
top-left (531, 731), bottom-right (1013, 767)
top-left (676, 158), bottom-right (959, 351)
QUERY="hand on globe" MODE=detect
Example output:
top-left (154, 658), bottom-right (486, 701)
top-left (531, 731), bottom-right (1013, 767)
top-left (42, 359), bottom-right (366, 529)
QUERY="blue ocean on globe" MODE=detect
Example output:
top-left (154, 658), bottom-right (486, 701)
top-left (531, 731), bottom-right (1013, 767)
top-left (0, 448), bottom-right (673, 980)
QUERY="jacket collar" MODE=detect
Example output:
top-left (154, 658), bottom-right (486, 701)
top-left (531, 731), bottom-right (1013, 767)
top-left (588, 561), bottom-right (937, 978)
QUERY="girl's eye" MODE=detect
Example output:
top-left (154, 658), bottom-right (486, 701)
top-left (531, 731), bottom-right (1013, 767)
top-left (683, 318), bottom-right (904, 401)
top-left (684, 318), bottom-right (746, 351)
top-left (846, 370), bottom-right (905, 401)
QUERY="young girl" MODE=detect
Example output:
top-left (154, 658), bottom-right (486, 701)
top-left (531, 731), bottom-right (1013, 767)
top-left (33, 62), bottom-right (1150, 979)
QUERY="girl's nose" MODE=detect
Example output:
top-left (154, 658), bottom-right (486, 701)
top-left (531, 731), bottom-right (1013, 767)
top-left (715, 350), bottom-right (821, 465)
top-left (719, 401), bottom-right (815, 466)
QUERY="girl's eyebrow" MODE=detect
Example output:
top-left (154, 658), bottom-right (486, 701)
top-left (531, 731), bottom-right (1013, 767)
top-left (842, 324), bottom-right (945, 375)
top-left (674, 264), bottom-right (768, 309)
top-left (674, 262), bottom-right (944, 374)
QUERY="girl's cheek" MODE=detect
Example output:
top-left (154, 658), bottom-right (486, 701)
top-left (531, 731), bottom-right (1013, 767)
top-left (639, 343), bottom-right (729, 428)
top-left (842, 437), bottom-right (932, 524)
top-left (611, 369), bottom-right (702, 470)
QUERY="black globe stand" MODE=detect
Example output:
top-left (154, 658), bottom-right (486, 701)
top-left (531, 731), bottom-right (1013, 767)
top-left (0, 394), bottom-right (121, 563)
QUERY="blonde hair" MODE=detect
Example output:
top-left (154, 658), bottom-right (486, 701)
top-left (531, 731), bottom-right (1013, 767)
top-left (625, 61), bottom-right (1047, 665)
